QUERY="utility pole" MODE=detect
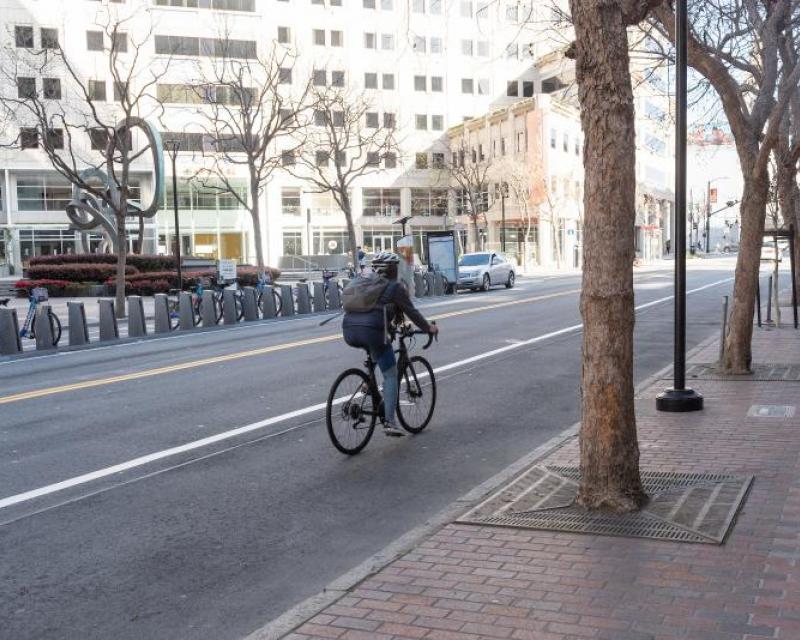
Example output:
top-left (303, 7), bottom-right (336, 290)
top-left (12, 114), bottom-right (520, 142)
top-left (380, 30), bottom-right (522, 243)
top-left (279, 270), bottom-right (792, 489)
top-left (705, 180), bottom-right (711, 253)
top-left (657, 0), bottom-right (703, 413)
top-left (165, 140), bottom-right (183, 291)
top-left (500, 182), bottom-right (508, 253)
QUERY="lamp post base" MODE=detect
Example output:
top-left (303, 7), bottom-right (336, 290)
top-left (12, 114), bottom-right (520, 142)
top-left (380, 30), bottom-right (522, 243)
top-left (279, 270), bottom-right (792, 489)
top-left (656, 387), bottom-right (704, 412)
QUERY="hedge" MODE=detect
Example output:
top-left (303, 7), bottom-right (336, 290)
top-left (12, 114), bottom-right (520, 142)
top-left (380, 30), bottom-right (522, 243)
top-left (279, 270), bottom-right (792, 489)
top-left (26, 263), bottom-right (139, 283)
top-left (107, 266), bottom-right (282, 295)
top-left (29, 253), bottom-right (178, 272)
top-left (14, 279), bottom-right (75, 297)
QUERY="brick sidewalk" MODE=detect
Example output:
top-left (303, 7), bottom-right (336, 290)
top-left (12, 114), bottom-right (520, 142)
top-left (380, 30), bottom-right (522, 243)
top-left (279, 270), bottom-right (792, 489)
top-left (285, 327), bottom-right (800, 640)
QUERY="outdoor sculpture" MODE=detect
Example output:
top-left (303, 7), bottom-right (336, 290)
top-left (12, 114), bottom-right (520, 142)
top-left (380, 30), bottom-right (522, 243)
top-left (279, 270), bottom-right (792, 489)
top-left (65, 117), bottom-right (165, 252)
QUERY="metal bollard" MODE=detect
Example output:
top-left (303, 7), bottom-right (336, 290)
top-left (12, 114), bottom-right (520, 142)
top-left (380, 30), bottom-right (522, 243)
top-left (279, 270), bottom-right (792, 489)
top-left (719, 295), bottom-right (729, 363)
top-left (127, 296), bottom-right (147, 337)
top-left (68, 301), bottom-right (90, 345)
top-left (327, 281), bottom-right (342, 309)
top-left (34, 304), bottom-right (55, 350)
top-left (296, 283), bottom-right (311, 314)
top-left (280, 284), bottom-right (295, 316)
top-left (201, 290), bottom-right (217, 327)
top-left (222, 288), bottom-right (238, 325)
top-left (98, 299), bottom-right (119, 341)
top-left (0, 308), bottom-right (22, 355)
top-left (154, 294), bottom-right (171, 334)
top-left (312, 282), bottom-right (327, 312)
top-left (261, 287), bottom-right (277, 319)
top-left (766, 275), bottom-right (773, 325)
top-left (756, 278), bottom-right (762, 328)
top-left (179, 292), bottom-right (195, 330)
top-left (242, 287), bottom-right (259, 321)
top-left (423, 272), bottom-right (435, 297)
top-left (414, 272), bottom-right (424, 298)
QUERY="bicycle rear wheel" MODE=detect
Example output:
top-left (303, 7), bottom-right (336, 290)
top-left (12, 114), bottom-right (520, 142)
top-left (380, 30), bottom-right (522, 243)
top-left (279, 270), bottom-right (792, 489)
top-left (273, 288), bottom-right (283, 315)
top-left (397, 355), bottom-right (436, 434)
top-left (50, 312), bottom-right (62, 346)
top-left (326, 368), bottom-right (377, 455)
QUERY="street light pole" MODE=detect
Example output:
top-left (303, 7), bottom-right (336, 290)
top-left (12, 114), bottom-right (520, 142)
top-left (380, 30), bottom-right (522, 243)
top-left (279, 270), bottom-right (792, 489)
top-left (501, 183), bottom-right (507, 253)
top-left (706, 180), bottom-right (712, 253)
top-left (657, 0), bottom-right (703, 413)
top-left (165, 140), bottom-right (183, 291)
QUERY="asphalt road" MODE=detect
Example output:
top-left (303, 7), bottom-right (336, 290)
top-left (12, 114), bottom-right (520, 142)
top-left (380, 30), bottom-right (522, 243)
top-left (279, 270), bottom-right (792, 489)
top-left (0, 260), bottom-right (736, 640)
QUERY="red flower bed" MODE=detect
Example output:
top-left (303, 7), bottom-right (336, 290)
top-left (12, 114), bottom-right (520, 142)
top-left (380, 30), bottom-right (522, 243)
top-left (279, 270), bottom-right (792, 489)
top-left (14, 279), bottom-right (73, 296)
top-left (27, 263), bottom-right (139, 283)
top-left (29, 253), bottom-right (177, 272)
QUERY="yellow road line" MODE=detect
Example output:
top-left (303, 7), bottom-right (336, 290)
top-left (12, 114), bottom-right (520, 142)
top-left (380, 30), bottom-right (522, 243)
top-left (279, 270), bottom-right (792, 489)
top-left (0, 288), bottom-right (580, 406)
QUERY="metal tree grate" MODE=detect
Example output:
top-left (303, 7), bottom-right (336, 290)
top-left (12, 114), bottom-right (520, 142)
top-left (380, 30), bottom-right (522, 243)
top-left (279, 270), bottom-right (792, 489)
top-left (458, 466), bottom-right (753, 544)
top-left (683, 363), bottom-right (800, 381)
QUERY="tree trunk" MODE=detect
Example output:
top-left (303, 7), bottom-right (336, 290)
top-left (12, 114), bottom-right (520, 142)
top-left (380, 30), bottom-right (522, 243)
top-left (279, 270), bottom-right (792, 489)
top-left (570, 0), bottom-right (646, 513)
top-left (721, 170), bottom-right (769, 373)
top-left (342, 190), bottom-right (360, 271)
top-left (115, 216), bottom-right (127, 319)
top-left (471, 214), bottom-right (480, 251)
top-left (136, 215), bottom-right (144, 254)
top-left (250, 177), bottom-right (265, 269)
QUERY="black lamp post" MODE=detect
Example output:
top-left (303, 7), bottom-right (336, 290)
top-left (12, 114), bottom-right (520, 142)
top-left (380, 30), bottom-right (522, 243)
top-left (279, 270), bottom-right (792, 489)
top-left (165, 140), bottom-right (183, 291)
top-left (657, 0), bottom-right (703, 412)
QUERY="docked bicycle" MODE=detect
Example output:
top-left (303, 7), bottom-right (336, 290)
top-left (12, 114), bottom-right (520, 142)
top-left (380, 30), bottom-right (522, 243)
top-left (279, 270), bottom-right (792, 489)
top-left (0, 287), bottom-right (62, 346)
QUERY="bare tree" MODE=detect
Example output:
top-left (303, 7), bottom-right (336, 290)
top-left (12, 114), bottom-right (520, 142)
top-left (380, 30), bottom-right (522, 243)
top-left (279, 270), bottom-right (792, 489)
top-left (651, 0), bottom-right (800, 373)
top-left (445, 137), bottom-right (492, 252)
top-left (190, 44), bottom-right (311, 269)
top-left (566, 0), bottom-right (662, 512)
top-left (0, 10), bottom-right (168, 317)
top-left (289, 87), bottom-right (398, 269)
top-left (500, 158), bottom-right (543, 269)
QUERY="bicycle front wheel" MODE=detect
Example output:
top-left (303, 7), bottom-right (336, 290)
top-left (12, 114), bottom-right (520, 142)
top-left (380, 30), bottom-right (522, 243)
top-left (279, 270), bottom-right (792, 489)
top-left (326, 368), bottom-right (377, 455)
top-left (397, 356), bottom-right (436, 434)
top-left (50, 312), bottom-right (62, 346)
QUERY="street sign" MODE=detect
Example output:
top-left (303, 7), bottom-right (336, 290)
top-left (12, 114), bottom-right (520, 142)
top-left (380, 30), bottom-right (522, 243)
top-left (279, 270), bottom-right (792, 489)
top-left (710, 187), bottom-right (718, 204)
top-left (218, 259), bottom-right (237, 281)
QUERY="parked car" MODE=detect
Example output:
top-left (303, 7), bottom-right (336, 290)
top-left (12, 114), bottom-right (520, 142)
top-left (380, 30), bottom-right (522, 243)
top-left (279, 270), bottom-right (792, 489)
top-left (457, 252), bottom-right (515, 291)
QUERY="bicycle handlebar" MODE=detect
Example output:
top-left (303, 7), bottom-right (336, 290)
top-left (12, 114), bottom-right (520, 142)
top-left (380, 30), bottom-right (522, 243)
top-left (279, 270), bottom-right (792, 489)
top-left (401, 320), bottom-right (437, 350)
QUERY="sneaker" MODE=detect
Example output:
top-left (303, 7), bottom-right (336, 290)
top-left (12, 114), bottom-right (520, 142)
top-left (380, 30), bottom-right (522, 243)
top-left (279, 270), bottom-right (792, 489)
top-left (383, 422), bottom-right (405, 437)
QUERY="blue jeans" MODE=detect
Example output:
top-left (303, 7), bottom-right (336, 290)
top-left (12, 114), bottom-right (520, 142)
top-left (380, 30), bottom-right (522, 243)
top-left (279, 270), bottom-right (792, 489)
top-left (371, 344), bottom-right (398, 425)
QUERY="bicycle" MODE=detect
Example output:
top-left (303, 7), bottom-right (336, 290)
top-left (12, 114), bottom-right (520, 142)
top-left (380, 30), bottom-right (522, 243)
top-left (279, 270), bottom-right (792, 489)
top-left (326, 321), bottom-right (437, 455)
top-left (0, 287), bottom-right (62, 346)
top-left (254, 272), bottom-right (283, 317)
top-left (322, 269), bottom-right (343, 306)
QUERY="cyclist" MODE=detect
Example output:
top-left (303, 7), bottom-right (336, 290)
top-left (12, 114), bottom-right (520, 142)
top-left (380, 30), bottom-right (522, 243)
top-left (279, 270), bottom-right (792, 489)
top-left (342, 251), bottom-right (439, 437)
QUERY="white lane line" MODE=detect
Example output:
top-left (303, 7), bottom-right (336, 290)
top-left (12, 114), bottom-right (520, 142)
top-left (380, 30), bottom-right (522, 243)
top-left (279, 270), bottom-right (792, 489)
top-left (0, 276), bottom-right (732, 512)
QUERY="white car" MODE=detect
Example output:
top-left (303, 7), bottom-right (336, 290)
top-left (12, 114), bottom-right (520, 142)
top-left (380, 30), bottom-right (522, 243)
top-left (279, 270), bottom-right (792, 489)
top-left (457, 252), bottom-right (515, 291)
top-left (760, 241), bottom-right (782, 263)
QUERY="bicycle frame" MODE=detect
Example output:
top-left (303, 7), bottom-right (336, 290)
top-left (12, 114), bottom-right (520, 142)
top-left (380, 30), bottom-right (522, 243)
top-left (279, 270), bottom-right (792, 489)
top-left (19, 297), bottom-right (37, 338)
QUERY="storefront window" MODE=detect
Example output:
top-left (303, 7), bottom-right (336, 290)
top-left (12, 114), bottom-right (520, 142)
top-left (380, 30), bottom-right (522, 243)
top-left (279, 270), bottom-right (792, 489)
top-left (19, 229), bottom-right (79, 262)
top-left (283, 230), bottom-right (303, 255)
top-left (313, 230), bottom-right (351, 255)
top-left (281, 188), bottom-right (302, 216)
top-left (411, 188), bottom-right (447, 216)
top-left (362, 230), bottom-right (401, 253)
top-left (163, 181), bottom-right (246, 211)
top-left (362, 188), bottom-right (401, 217)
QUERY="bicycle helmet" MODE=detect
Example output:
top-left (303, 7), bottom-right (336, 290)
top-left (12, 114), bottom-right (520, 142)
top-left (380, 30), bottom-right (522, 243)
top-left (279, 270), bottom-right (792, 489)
top-left (371, 251), bottom-right (401, 276)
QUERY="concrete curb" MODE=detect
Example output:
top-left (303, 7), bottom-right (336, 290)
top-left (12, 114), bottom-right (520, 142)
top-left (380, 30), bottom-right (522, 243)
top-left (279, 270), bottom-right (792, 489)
top-left (244, 331), bottom-right (722, 640)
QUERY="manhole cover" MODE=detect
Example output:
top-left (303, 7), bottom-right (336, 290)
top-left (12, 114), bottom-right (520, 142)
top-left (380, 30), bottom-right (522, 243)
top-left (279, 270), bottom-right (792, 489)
top-left (458, 466), bottom-right (752, 544)
top-left (747, 404), bottom-right (796, 418)
top-left (684, 363), bottom-right (800, 381)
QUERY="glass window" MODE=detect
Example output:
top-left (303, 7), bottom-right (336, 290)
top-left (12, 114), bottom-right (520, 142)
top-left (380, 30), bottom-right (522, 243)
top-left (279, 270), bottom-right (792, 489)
top-left (431, 76), bottom-right (443, 92)
top-left (477, 40), bottom-right (489, 56)
top-left (313, 29), bottom-right (326, 45)
top-left (314, 110), bottom-right (326, 126)
top-left (432, 152), bottom-right (445, 168)
top-left (412, 188), bottom-right (447, 216)
top-left (89, 79), bottom-right (107, 101)
top-left (364, 32), bottom-right (376, 49)
top-left (330, 30), bottom-right (343, 46)
top-left (17, 176), bottom-right (72, 211)
top-left (414, 76), bottom-right (426, 91)
top-left (381, 0), bottom-right (393, 8)
top-left (414, 36), bottom-right (426, 52)
top-left (331, 70), bottom-right (345, 87)
top-left (364, 72), bottom-right (377, 89)
top-left (430, 37), bottom-right (442, 54)
top-left (381, 34), bottom-right (395, 50)
top-left (17, 77), bottom-right (36, 99)
top-left (415, 153), bottom-right (428, 169)
top-left (506, 43), bottom-right (518, 59)
top-left (431, 115), bottom-right (443, 130)
top-left (412, 0), bottom-right (424, 11)
top-left (42, 78), bottom-right (61, 100)
top-left (460, 1), bottom-right (471, 17)
top-left (282, 150), bottom-right (295, 166)
top-left (550, 128), bottom-right (557, 149)
top-left (384, 152), bottom-right (397, 169)
top-left (366, 112), bottom-right (379, 128)
top-left (313, 230), bottom-right (351, 255)
top-left (112, 32), bottom-right (128, 53)
top-left (383, 112), bottom-right (395, 128)
top-left (279, 67), bottom-right (292, 84)
top-left (382, 74), bottom-right (394, 90)
top-left (313, 69), bottom-right (326, 86)
top-left (278, 26), bottom-right (291, 43)
top-left (41, 28), bottom-right (59, 49)
top-left (522, 80), bottom-right (534, 97)
top-left (283, 231), bottom-right (303, 256)
top-left (461, 39), bottom-right (473, 56)
top-left (332, 111), bottom-right (344, 126)
top-left (86, 30), bottom-right (103, 51)
top-left (478, 78), bottom-right (489, 94)
top-left (364, 0), bottom-right (376, 6)
top-left (507, 81), bottom-right (518, 97)
top-left (415, 114), bottom-right (427, 130)
top-left (506, 3), bottom-right (518, 20)
top-left (430, 0), bottom-right (441, 13)
top-left (461, 78), bottom-right (473, 94)
top-left (15, 26), bottom-right (34, 48)
top-left (362, 188), bottom-right (401, 216)
top-left (316, 150), bottom-right (329, 166)
top-left (282, 187), bottom-right (302, 215)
